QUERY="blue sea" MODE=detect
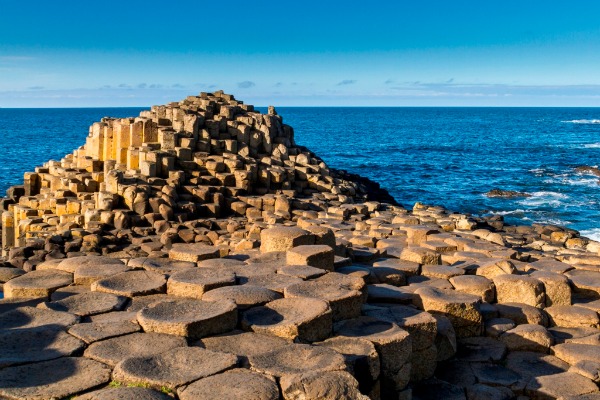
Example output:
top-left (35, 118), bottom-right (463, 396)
top-left (1, 107), bottom-right (600, 239)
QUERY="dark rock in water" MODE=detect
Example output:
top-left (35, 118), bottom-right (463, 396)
top-left (331, 168), bottom-right (399, 205)
top-left (486, 189), bottom-right (531, 198)
top-left (575, 165), bottom-right (600, 177)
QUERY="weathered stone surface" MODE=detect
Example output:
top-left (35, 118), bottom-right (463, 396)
top-left (316, 336), bottom-right (380, 387)
top-left (449, 274), bottom-right (495, 303)
top-left (69, 320), bottom-right (141, 344)
top-left (277, 264), bottom-right (327, 279)
top-left (74, 262), bottom-right (131, 286)
top-left (280, 370), bottom-right (370, 400)
top-left (203, 285), bottom-right (282, 309)
top-left (40, 291), bottom-right (127, 316)
top-left (248, 343), bottom-right (347, 377)
top-left (84, 332), bottom-right (187, 366)
top-left (92, 270), bottom-right (166, 297)
top-left (137, 298), bottom-right (237, 339)
top-left (284, 280), bottom-right (363, 321)
top-left (260, 226), bottom-right (314, 253)
top-left (169, 243), bottom-right (220, 262)
top-left (242, 297), bottom-right (332, 342)
top-left (566, 270), bottom-right (600, 298)
top-left (198, 330), bottom-right (290, 365)
top-left (113, 346), bottom-right (238, 390)
top-left (56, 256), bottom-right (125, 273)
top-left (553, 343), bottom-right (600, 365)
top-left (286, 245), bottom-right (335, 271)
top-left (4, 269), bottom-right (72, 299)
top-left (500, 324), bottom-right (554, 352)
top-left (457, 336), bottom-right (507, 362)
top-left (0, 305), bottom-right (78, 329)
top-left (167, 267), bottom-right (235, 298)
top-left (239, 273), bottom-right (303, 293)
top-left (414, 287), bottom-right (483, 337)
top-left (134, 257), bottom-right (196, 274)
top-left (78, 387), bottom-right (172, 400)
top-left (526, 371), bottom-right (599, 399)
top-left (530, 270), bottom-right (572, 306)
top-left (545, 305), bottom-right (600, 328)
top-left (470, 362), bottom-right (520, 387)
top-left (496, 302), bottom-right (548, 326)
top-left (0, 357), bottom-right (111, 400)
top-left (178, 369), bottom-right (279, 400)
top-left (493, 273), bottom-right (545, 308)
top-left (0, 326), bottom-right (85, 367)
top-left (505, 351), bottom-right (570, 392)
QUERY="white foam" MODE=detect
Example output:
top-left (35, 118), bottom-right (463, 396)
top-left (580, 228), bottom-right (600, 242)
top-left (583, 143), bottom-right (600, 148)
top-left (518, 191), bottom-right (569, 207)
top-left (490, 209), bottom-right (526, 216)
top-left (562, 119), bottom-right (600, 124)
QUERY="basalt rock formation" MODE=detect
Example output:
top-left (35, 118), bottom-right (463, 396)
top-left (1, 92), bottom-right (600, 399)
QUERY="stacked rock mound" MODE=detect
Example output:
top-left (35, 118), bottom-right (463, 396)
top-left (1, 93), bottom-right (600, 399)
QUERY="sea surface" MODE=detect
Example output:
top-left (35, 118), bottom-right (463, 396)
top-left (1, 107), bottom-right (600, 239)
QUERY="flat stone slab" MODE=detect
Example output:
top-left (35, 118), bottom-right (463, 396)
top-left (242, 297), bottom-right (332, 342)
top-left (113, 346), bottom-right (237, 390)
top-left (239, 273), bottom-right (303, 293)
top-left (198, 330), bottom-right (291, 365)
top-left (137, 298), bottom-right (237, 339)
top-left (284, 280), bottom-right (363, 321)
top-left (167, 268), bottom-right (235, 298)
top-left (500, 324), bottom-right (554, 352)
top-left (493, 274), bottom-right (545, 308)
top-left (0, 357), bottom-right (111, 400)
top-left (248, 343), bottom-right (347, 377)
top-left (334, 316), bottom-right (412, 373)
top-left (414, 286), bottom-right (483, 337)
top-left (3, 269), bottom-right (73, 299)
top-left (0, 326), bottom-right (85, 367)
top-left (126, 294), bottom-right (172, 312)
top-left (496, 302), bottom-right (548, 326)
top-left (449, 275), bottom-right (495, 303)
top-left (69, 320), bottom-right (141, 344)
top-left (91, 270), bottom-right (166, 297)
top-left (456, 337), bottom-right (507, 362)
top-left (545, 305), bottom-right (600, 328)
top-left (260, 226), bottom-right (314, 253)
top-left (286, 245), bottom-right (335, 271)
top-left (169, 243), bottom-right (220, 262)
top-left (0, 267), bottom-right (25, 283)
top-left (566, 270), bottom-right (600, 298)
top-left (39, 291), bottom-right (127, 316)
top-left (202, 285), bottom-right (281, 309)
top-left (78, 387), bottom-right (172, 400)
top-left (553, 343), bottom-right (600, 365)
top-left (56, 255), bottom-right (125, 273)
top-left (526, 371), bottom-right (599, 399)
top-left (0, 305), bottom-right (78, 329)
top-left (51, 284), bottom-right (92, 301)
top-left (280, 370), bottom-right (369, 400)
top-left (178, 369), bottom-right (279, 400)
top-left (277, 264), bottom-right (327, 279)
top-left (373, 259), bottom-right (420, 277)
top-left (367, 284), bottom-right (414, 304)
top-left (316, 336), bottom-right (380, 384)
top-left (133, 257), bottom-right (196, 274)
top-left (74, 263), bottom-right (131, 286)
top-left (84, 332), bottom-right (187, 366)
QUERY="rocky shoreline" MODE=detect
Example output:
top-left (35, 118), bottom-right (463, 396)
top-left (1, 91), bottom-right (600, 399)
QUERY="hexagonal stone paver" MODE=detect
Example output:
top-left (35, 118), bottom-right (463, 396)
top-left (178, 369), bottom-right (279, 400)
top-left (286, 245), bottom-right (335, 271)
top-left (126, 294), bottom-right (172, 312)
top-left (505, 351), bottom-right (570, 392)
top-left (0, 306), bottom-right (78, 329)
top-left (0, 357), bottom-right (111, 400)
top-left (91, 270), bottom-right (166, 297)
top-left (284, 280), bottom-right (363, 321)
top-left (3, 269), bottom-right (73, 299)
top-left (113, 346), bottom-right (238, 390)
top-left (493, 274), bottom-right (545, 308)
top-left (333, 316), bottom-right (411, 374)
top-left (202, 285), bottom-right (282, 309)
top-left (242, 297), bottom-right (332, 342)
top-left (277, 264), bottom-right (327, 279)
top-left (198, 330), bottom-right (291, 366)
top-left (280, 370), bottom-right (369, 400)
top-left (132, 257), bottom-right (196, 274)
top-left (74, 263), bottom-right (131, 286)
top-left (0, 267), bottom-right (25, 283)
top-left (545, 305), bottom-right (600, 328)
top-left (78, 387), bottom-right (172, 400)
top-left (526, 371), bottom-right (599, 399)
top-left (169, 243), bottom-right (220, 262)
top-left (84, 332), bottom-right (187, 367)
top-left (499, 324), bottom-right (554, 352)
top-left (316, 336), bottom-right (380, 386)
top-left (51, 285), bottom-right (92, 301)
top-left (39, 292), bottom-right (127, 316)
top-left (553, 343), bottom-right (600, 365)
top-left (239, 273), bottom-right (303, 293)
top-left (414, 286), bottom-right (483, 337)
top-left (69, 320), bottom-right (141, 344)
top-left (496, 302), bottom-right (548, 326)
top-left (137, 298), bottom-right (237, 339)
top-left (56, 255), bottom-right (126, 273)
top-left (0, 326), bottom-right (85, 367)
top-left (167, 268), bottom-right (235, 299)
top-left (449, 275), bottom-right (495, 303)
top-left (260, 226), bottom-right (315, 253)
top-left (248, 343), bottom-right (347, 377)
top-left (566, 270), bottom-right (600, 298)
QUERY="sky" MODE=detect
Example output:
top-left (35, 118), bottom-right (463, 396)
top-left (1, 1), bottom-right (600, 107)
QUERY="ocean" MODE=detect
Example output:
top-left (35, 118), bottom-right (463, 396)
top-left (1, 107), bottom-right (600, 239)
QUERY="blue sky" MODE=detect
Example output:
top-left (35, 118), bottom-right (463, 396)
top-left (1, 1), bottom-right (600, 107)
